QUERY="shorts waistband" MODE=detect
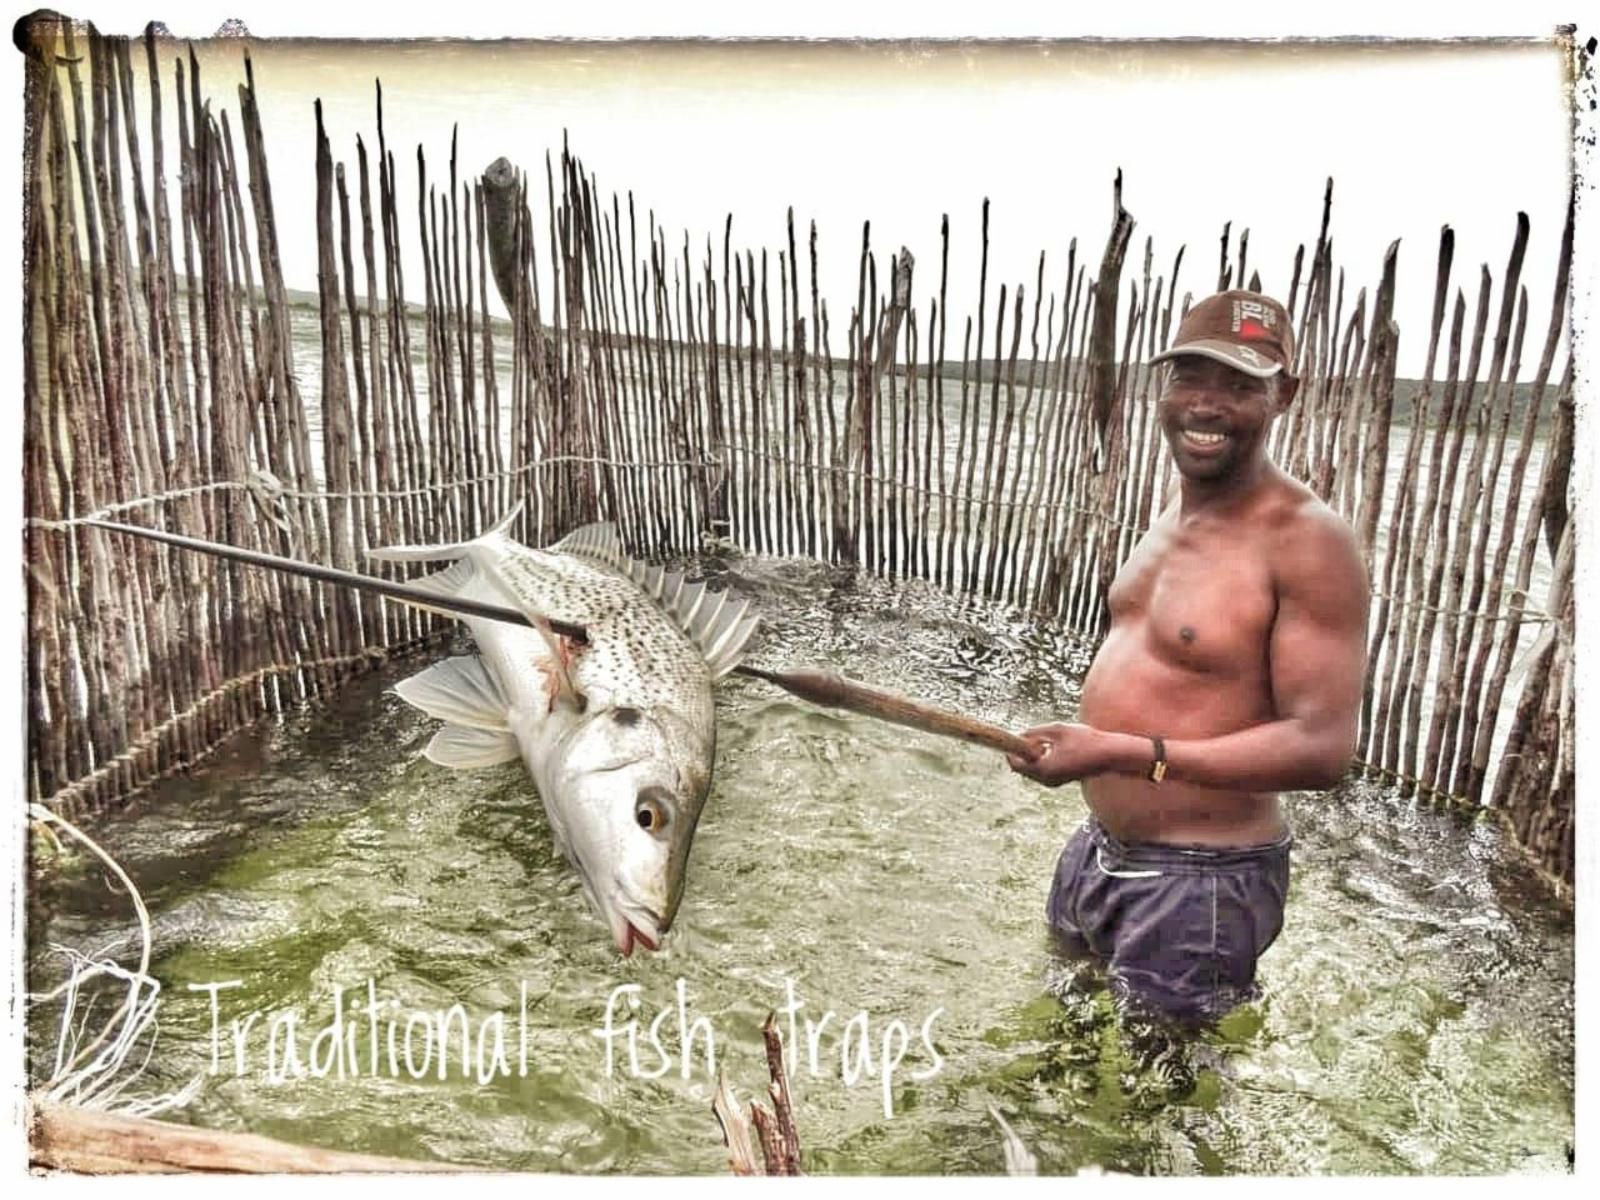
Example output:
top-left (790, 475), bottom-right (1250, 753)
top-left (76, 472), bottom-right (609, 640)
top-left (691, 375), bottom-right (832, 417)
top-left (1086, 818), bottom-right (1291, 872)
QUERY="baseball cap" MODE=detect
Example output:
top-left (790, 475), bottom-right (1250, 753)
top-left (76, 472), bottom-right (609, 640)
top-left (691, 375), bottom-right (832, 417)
top-left (1151, 289), bottom-right (1295, 379)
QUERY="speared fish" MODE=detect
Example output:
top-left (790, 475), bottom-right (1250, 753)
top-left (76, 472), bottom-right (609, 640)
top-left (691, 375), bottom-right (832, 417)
top-left (370, 504), bottom-right (760, 957)
top-left (83, 515), bottom-right (1039, 957)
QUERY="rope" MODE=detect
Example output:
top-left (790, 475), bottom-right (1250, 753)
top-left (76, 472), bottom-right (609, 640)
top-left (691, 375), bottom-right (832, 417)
top-left (722, 443), bottom-right (1150, 534)
top-left (1353, 758), bottom-right (1468, 806)
top-left (24, 452), bottom-right (1148, 538)
top-left (260, 452), bottom-right (720, 503)
top-left (24, 454), bottom-right (721, 531)
top-left (25, 458), bottom-right (1554, 631)
top-left (24, 455), bottom-right (1556, 632)
top-left (25, 479), bottom-right (261, 531)
top-left (1369, 589), bottom-right (1555, 625)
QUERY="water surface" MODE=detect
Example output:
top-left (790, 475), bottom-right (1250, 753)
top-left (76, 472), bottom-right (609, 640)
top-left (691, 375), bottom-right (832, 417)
top-left (28, 556), bottom-right (1573, 1174)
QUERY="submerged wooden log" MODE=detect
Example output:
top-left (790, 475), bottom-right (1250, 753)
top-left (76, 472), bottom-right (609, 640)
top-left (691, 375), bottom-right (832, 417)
top-left (28, 1100), bottom-right (474, 1174)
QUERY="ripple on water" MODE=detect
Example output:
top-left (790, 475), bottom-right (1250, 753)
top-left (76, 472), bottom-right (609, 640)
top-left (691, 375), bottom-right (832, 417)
top-left (27, 558), bottom-right (1573, 1174)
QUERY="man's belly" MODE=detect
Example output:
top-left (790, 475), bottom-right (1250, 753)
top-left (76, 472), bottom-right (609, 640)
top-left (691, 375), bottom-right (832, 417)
top-left (1077, 628), bottom-right (1287, 847)
top-left (1080, 774), bottom-right (1285, 847)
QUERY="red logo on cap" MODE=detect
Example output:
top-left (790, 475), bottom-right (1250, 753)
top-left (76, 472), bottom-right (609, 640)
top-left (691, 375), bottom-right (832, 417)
top-left (1238, 318), bottom-right (1271, 341)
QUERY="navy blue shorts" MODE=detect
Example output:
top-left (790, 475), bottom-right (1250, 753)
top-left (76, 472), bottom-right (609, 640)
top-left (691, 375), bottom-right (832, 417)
top-left (1046, 819), bottom-right (1291, 1025)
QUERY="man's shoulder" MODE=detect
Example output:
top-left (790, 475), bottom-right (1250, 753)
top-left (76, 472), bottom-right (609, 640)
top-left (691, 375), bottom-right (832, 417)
top-left (1260, 471), bottom-right (1352, 537)
top-left (1260, 474), bottom-right (1367, 594)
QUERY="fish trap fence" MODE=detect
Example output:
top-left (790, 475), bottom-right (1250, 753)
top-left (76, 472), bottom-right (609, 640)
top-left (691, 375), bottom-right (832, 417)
top-left (21, 21), bottom-right (1577, 892)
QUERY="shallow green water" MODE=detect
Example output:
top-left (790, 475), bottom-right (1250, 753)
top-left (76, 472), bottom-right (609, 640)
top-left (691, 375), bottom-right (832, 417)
top-left (28, 556), bottom-right (1573, 1174)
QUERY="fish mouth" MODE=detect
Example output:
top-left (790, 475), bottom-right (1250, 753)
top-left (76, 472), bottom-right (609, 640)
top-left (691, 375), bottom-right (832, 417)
top-left (610, 909), bottom-right (663, 958)
top-left (609, 883), bottom-right (666, 958)
top-left (616, 920), bottom-right (659, 958)
top-left (569, 854), bottom-right (657, 956)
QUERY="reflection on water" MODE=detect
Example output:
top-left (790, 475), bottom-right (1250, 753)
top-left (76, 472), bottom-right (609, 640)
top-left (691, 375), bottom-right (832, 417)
top-left (27, 556), bottom-right (1572, 1174)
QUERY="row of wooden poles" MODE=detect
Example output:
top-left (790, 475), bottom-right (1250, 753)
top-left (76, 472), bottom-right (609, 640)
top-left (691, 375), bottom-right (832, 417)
top-left (22, 22), bottom-right (1575, 889)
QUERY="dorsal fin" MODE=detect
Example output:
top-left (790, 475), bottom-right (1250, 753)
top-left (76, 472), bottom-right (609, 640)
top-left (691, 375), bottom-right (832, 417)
top-left (549, 521), bottom-right (629, 571)
top-left (551, 522), bottom-right (761, 678)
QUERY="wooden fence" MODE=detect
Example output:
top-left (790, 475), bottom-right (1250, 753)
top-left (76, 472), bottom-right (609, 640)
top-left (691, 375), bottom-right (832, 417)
top-left (20, 21), bottom-right (1577, 891)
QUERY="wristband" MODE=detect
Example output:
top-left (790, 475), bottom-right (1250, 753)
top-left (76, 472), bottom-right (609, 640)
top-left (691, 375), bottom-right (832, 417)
top-left (1147, 735), bottom-right (1167, 783)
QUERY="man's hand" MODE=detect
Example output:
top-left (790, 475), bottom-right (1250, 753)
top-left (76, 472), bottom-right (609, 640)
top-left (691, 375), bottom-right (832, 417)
top-left (1007, 723), bottom-right (1105, 787)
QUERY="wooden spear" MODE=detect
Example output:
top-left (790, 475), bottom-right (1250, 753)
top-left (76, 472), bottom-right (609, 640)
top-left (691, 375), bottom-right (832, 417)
top-left (84, 519), bottom-right (1039, 761)
top-left (733, 664), bottom-right (1034, 759)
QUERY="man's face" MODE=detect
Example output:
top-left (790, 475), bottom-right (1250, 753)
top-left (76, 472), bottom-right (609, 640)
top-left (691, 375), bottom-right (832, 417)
top-left (1158, 356), bottom-right (1281, 482)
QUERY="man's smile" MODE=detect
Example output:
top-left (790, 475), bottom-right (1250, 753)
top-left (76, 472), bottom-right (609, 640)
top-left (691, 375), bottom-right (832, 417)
top-left (1180, 429), bottom-right (1229, 448)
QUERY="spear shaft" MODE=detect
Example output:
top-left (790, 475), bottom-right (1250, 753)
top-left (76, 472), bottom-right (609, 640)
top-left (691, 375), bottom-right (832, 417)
top-left (81, 518), bottom-right (586, 642)
top-left (85, 519), bottom-right (1035, 760)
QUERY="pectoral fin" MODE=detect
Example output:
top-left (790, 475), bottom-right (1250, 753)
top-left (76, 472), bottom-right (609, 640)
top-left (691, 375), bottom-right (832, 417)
top-left (393, 656), bottom-right (511, 730)
top-left (395, 656), bottom-right (524, 769)
top-left (424, 725), bottom-right (521, 769)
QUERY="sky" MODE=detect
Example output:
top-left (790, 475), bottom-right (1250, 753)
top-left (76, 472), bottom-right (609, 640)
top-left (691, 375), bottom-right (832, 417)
top-left (4, 4), bottom-right (1597, 1179)
top-left (19, 8), bottom-right (1583, 381)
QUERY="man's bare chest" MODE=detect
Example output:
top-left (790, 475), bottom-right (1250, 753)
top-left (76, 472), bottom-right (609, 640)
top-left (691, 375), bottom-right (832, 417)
top-left (1105, 528), bottom-right (1278, 676)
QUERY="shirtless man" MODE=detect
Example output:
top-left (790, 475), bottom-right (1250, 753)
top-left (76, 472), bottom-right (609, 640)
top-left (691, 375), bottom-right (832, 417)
top-left (1008, 289), bottom-right (1369, 1025)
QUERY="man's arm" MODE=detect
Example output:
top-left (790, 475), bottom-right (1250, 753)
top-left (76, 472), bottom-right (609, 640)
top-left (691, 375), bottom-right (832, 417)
top-left (1011, 506), bottom-right (1369, 790)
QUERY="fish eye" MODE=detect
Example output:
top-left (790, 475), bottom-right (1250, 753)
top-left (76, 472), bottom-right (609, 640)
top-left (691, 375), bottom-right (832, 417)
top-left (635, 788), bottom-right (671, 834)
top-left (612, 707), bottom-right (640, 727)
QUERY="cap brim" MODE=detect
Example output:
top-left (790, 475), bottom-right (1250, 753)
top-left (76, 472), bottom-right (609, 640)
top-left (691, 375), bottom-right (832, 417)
top-left (1150, 340), bottom-right (1284, 379)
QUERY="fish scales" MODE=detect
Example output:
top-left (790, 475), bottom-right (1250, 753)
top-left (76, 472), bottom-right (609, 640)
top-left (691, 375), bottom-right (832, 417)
top-left (371, 507), bottom-right (758, 957)
top-left (491, 546), bottom-right (713, 727)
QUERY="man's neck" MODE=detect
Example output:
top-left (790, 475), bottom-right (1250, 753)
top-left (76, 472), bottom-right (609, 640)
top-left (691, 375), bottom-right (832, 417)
top-left (1177, 456), bottom-right (1276, 517)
